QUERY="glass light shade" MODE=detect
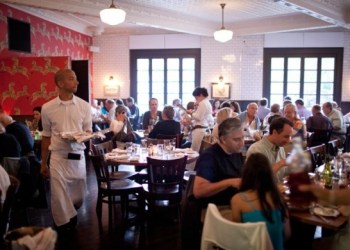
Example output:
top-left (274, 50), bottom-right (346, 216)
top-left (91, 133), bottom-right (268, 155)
top-left (214, 28), bottom-right (233, 43)
top-left (100, 7), bottom-right (126, 25)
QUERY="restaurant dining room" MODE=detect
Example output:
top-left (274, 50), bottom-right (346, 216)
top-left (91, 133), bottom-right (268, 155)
top-left (2, 0), bottom-right (350, 249)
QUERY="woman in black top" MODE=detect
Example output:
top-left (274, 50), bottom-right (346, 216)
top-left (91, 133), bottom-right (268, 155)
top-left (149, 105), bottom-right (181, 138)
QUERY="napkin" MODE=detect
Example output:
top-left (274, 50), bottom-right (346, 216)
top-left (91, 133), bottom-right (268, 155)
top-left (174, 148), bottom-right (186, 153)
top-left (13, 227), bottom-right (57, 250)
top-left (112, 148), bottom-right (128, 154)
top-left (342, 152), bottom-right (350, 158)
top-left (105, 154), bottom-right (128, 160)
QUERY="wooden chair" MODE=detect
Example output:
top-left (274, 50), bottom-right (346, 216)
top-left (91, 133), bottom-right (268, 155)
top-left (343, 125), bottom-right (350, 152)
top-left (0, 176), bottom-right (20, 238)
top-left (91, 130), bottom-right (114, 144)
top-left (92, 140), bottom-right (114, 155)
top-left (307, 128), bottom-right (333, 147)
top-left (328, 139), bottom-right (343, 157)
top-left (201, 204), bottom-right (273, 250)
top-left (156, 133), bottom-right (184, 148)
top-left (143, 156), bottom-right (187, 221)
top-left (89, 153), bottom-right (144, 232)
top-left (307, 143), bottom-right (327, 172)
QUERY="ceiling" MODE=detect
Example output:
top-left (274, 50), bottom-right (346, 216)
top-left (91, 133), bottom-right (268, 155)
top-left (3, 0), bottom-right (350, 37)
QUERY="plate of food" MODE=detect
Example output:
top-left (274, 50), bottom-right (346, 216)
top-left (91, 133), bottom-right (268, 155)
top-left (311, 206), bottom-right (340, 217)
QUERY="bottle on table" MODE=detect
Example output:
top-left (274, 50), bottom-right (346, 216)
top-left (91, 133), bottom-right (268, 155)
top-left (322, 154), bottom-right (333, 189)
top-left (287, 137), bottom-right (314, 206)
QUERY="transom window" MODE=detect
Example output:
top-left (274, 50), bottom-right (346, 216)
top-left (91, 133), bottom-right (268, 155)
top-left (263, 48), bottom-right (343, 108)
top-left (130, 49), bottom-right (201, 114)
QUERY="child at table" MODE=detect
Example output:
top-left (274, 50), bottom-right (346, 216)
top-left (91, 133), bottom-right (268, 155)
top-left (231, 153), bottom-right (290, 250)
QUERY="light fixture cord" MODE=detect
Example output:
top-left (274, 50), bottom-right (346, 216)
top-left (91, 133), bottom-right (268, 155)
top-left (220, 3), bottom-right (226, 29)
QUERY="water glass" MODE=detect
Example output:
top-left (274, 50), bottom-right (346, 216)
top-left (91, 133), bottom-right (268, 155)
top-left (140, 147), bottom-right (148, 161)
top-left (125, 142), bottom-right (133, 156)
top-left (156, 144), bottom-right (164, 157)
top-left (141, 139), bottom-right (147, 148)
top-left (133, 144), bottom-right (140, 157)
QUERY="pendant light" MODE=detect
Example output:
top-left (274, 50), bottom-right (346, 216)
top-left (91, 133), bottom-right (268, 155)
top-left (214, 3), bottom-right (233, 43)
top-left (100, 0), bottom-right (126, 26)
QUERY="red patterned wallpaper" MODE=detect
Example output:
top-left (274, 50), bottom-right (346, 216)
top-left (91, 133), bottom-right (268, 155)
top-left (0, 3), bottom-right (92, 59)
top-left (0, 3), bottom-right (93, 115)
top-left (0, 56), bottom-right (69, 114)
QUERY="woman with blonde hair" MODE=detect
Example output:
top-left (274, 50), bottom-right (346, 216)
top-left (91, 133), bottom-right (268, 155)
top-left (212, 107), bottom-right (237, 140)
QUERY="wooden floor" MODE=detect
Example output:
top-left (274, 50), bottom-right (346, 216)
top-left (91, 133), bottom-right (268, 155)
top-left (8, 161), bottom-right (183, 250)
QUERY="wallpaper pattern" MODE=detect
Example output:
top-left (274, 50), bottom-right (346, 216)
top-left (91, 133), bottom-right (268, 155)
top-left (0, 3), bottom-right (92, 115)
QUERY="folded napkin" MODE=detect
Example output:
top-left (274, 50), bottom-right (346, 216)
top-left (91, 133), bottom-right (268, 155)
top-left (129, 156), bottom-right (140, 162)
top-left (112, 148), bottom-right (128, 154)
top-left (342, 152), bottom-right (350, 158)
top-left (12, 227), bottom-right (57, 250)
top-left (174, 148), bottom-right (186, 153)
top-left (184, 148), bottom-right (196, 154)
top-left (111, 154), bottom-right (129, 160)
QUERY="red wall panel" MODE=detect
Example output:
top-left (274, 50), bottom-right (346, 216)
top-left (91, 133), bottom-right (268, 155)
top-left (0, 3), bottom-right (93, 115)
top-left (0, 56), bottom-right (69, 114)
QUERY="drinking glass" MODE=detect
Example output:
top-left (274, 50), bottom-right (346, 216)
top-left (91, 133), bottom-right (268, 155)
top-left (288, 170), bottom-right (315, 207)
top-left (156, 144), bottom-right (164, 157)
top-left (140, 147), bottom-right (148, 161)
top-left (141, 139), bottom-right (147, 148)
top-left (125, 142), bottom-right (133, 156)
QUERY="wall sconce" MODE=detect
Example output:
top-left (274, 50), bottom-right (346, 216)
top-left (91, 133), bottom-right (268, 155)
top-left (104, 75), bottom-right (120, 96)
top-left (218, 76), bottom-right (225, 87)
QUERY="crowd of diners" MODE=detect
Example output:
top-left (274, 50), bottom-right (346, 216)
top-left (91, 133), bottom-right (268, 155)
top-left (2, 73), bottom-right (350, 250)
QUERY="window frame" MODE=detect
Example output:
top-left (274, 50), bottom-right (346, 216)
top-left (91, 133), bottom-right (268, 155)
top-left (130, 49), bottom-right (201, 107)
top-left (263, 48), bottom-right (343, 106)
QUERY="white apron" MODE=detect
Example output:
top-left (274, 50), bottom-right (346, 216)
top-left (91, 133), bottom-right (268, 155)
top-left (49, 151), bottom-right (87, 226)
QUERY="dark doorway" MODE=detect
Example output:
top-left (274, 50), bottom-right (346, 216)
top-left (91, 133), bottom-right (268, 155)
top-left (72, 60), bottom-right (90, 102)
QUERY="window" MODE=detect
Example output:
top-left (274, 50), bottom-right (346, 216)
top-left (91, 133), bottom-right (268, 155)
top-left (263, 48), bottom-right (343, 108)
top-left (130, 49), bottom-right (201, 114)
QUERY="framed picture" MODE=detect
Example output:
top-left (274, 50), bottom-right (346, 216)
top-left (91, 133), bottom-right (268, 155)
top-left (104, 85), bottom-right (119, 96)
top-left (211, 82), bottom-right (231, 99)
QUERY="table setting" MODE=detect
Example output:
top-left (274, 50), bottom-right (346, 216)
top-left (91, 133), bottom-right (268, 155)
top-left (105, 142), bottom-right (199, 165)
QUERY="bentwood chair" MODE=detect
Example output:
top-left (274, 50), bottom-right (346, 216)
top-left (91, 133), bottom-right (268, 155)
top-left (89, 153), bottom-right (144, 232)
top-left (143, 156), bottom-right (187, 222)
top-left (201, 204), bottom-right (273, 250)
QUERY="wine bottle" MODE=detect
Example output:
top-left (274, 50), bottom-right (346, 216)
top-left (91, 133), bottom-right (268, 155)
top-left (322, 154), bottom-right (333, 189)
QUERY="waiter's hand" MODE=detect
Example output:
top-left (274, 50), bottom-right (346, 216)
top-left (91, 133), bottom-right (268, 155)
top-left (40, 163), bottom-right (50, 178)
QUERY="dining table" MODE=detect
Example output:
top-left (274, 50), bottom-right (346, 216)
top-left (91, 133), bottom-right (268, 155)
top-left (289, 206), bottom-right (348, 231)
top-left (105, 147), bottom-right (199, 172)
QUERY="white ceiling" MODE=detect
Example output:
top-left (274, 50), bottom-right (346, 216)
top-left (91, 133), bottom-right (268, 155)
top-left (2, 0), bottom-right (350, 37)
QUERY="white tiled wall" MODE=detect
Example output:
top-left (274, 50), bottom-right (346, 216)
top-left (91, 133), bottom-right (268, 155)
top-left (92, 35), bottom-right (130, 99)
top-left (91, 32), bottom-right (350, 102)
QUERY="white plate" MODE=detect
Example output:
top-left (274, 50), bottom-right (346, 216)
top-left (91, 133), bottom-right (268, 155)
top-left (312, 207), bottom-right (340, 217)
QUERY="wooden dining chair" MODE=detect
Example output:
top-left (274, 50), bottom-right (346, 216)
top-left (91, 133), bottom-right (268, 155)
top-left (89, 153), bottom-right (144, 233)
top-left (143, 156), bottom-right (188, 222)
top-left (156, 133), bottom-right (184, 148)
top-left (307, 143), bottom-right (327, 172)
top-left (91, 140), bottom-right (114, 155)
top-left (0, 176), bottom-right (20, 238)
top-left (328, 139), bottom-right (343, 157)
top-left (307, 128), bottom-right (333, 147)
